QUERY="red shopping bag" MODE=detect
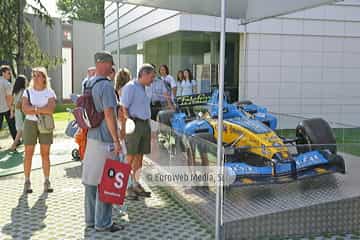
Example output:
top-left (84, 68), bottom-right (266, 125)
top-left (98, 159), bottom-right (131, 205)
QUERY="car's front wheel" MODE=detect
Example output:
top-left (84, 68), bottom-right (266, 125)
top-left (296, 118), bottom-right (337, 154)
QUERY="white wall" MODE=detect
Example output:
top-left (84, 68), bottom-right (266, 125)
top-left (104, 0), bottom-right (360, 126)
top-left (243, 1), bottom-right (360, 127)
top-left (72, 20), bottom-right (104, 94)
top-left (26, 14), bottom-right (62, 99)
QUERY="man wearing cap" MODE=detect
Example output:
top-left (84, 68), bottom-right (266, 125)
top-left (81, 51), bottom-right (124, 232)
top-left (120, 64), bottom-right (155, 198)
top-left (81, 66), bottom-right (96, 93)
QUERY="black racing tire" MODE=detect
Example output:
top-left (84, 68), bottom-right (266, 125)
top-left (236, 100), bottom-right (253, 106)
top-left (156, 110), bottom-right (175, 150)
top-left (296, 118), bottom-right (337, 154)
top-left (157, 109), bottom-right (175, 127)
top-left (193, 132), bottom-right (216, 143)
top-left (185, 132), bottom-right (215, 167)
top-left (327, 153), bottom-right (346, 174)
top-left (235, 100), bottom-right (253, 110)
top-left (190, 132), bottom-right (216, 155)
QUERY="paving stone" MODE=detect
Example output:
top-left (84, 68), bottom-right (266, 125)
top-left (0, 162), bottom-right (212, 240)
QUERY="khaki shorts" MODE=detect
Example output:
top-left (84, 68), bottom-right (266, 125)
top-left (23, 120), bottom-right (53, 145)
top-left (125, 119), bottom-right (151, 155)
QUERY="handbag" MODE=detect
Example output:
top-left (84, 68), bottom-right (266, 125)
top-left (37, 114), bottom-right (55, 134)
top-left (98, 159), bottom-right (131, 205)
top-left (26, 89), bottom-right (55, 134)
top-left (65, 120), bottom-right (79, 138)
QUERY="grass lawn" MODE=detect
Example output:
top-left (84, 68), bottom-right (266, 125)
top-left (0, 104), bottom-right (77, 176)
top-left (0, 104), bottom-right (75, 140)
top-left (276, 128), bottom-right (360, 157)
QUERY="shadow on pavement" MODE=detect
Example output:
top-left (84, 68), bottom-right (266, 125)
top-left (2, 192), bottom-right (48, 240)
top-left (0, 150), bottom-right (23, 174)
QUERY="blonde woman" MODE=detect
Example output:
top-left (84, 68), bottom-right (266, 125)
top-left (115, 68), bottom-right (132, 101)
top-left (22, 67), bottom-right (56, 193)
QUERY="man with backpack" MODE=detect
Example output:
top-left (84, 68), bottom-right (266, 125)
top-left (80, 51), bottom-right (124, 232)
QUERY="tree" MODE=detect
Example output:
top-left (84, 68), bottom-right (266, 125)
top-left (57, 0), bottom-right (105, 25)
top-left (0, 0), bottom-right (62, 75)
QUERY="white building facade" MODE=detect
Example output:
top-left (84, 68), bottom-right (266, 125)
top-left (104, 0), bottom-right (360, 126)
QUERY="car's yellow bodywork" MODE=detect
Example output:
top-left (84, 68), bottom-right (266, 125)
top-left (207, 119), bottom-right (289, 160)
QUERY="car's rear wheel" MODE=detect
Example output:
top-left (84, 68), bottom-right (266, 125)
top-left (185, 132), bottom-right (215, 166)
top-left (296, 118), bottom-right (337, 154)
top-left (157, 109), bottom-right (175, 127)
top-left (236, 100), bottom-right (253, 106)
top-left (157, 110), bottom-right (175, 150)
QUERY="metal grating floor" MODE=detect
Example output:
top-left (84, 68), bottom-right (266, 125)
top-left (145, 151), bottom-right (360, 239)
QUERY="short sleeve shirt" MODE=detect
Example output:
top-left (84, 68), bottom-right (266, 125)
top-left (86, 76), bottom-right (118, 143)
top-left (149, 77), bottom-right (168, 103)
top-left (0, 77), bottom-right (12, 113)
top-left (162, 75), bottom-right (176, 99)
top-left (181, 80), bottom-right (197, 96)
top-left (121, 79), bottom-right (151, 120)
top-left (23, 87), bottom-right (57, 121)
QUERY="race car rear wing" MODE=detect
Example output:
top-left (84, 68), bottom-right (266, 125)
top-left (174, 93), bottom-right (212, 107)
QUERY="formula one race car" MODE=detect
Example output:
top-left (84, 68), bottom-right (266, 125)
top-left (157, 91), bottom-right (346, 186)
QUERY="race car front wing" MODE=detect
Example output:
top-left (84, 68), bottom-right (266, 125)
top-left (225, 150), bottom-right (346, 186)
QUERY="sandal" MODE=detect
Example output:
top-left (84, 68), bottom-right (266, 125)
top-left (24, 180), bottom-right (33, 194)
top-left (44, 180), bottom-right (54, 193)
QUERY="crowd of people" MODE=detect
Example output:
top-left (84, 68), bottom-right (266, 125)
top-left (80, 52), bottom-right (158, 232)
top-left (146, 64), bottom-right (198, 120)
top-left (0, 51), bottom-right (199, 233)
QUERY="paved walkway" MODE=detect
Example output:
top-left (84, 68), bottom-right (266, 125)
top-left (1, 135), bottom-right (359, 239)
top-left (0, 162), bottom-right (212, 240)
top-left (0, 134), bottom-right (77, 176)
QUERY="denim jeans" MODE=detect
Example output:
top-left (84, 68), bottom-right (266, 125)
top-left (84, 184), bottom-right (113, 230)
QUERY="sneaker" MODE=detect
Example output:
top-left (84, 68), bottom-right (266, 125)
top-left (133, 185), bottom-right (151, 198)
top-left (24, 181), bottom-right (33, 194)
top-left (96, 223), bottom-right (125, 233)
top-left (85, 225), bottom-right (94, 231)
top-left (44, 180), bottom-right (54, 193)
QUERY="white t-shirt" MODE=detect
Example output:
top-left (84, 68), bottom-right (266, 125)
top-left (176, 81), bottom-right (182, 96)
top-left (0, 77), bottom-right (12, 113)
top-left (181, 80), bottom-right (197, 96)
top-left (162, 75), bottom-right (176, 99)
top-left (23, 88), bottom-right (57, 121)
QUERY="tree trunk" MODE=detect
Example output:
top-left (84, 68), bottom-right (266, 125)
top-left (16, 0), bottom-right (26, 75)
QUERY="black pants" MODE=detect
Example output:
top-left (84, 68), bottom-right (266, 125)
top-left (0, 110), bottom-right (17, 140)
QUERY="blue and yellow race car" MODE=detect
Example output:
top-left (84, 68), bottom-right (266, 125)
top-left (157, 90), bottom-right (346, 186)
